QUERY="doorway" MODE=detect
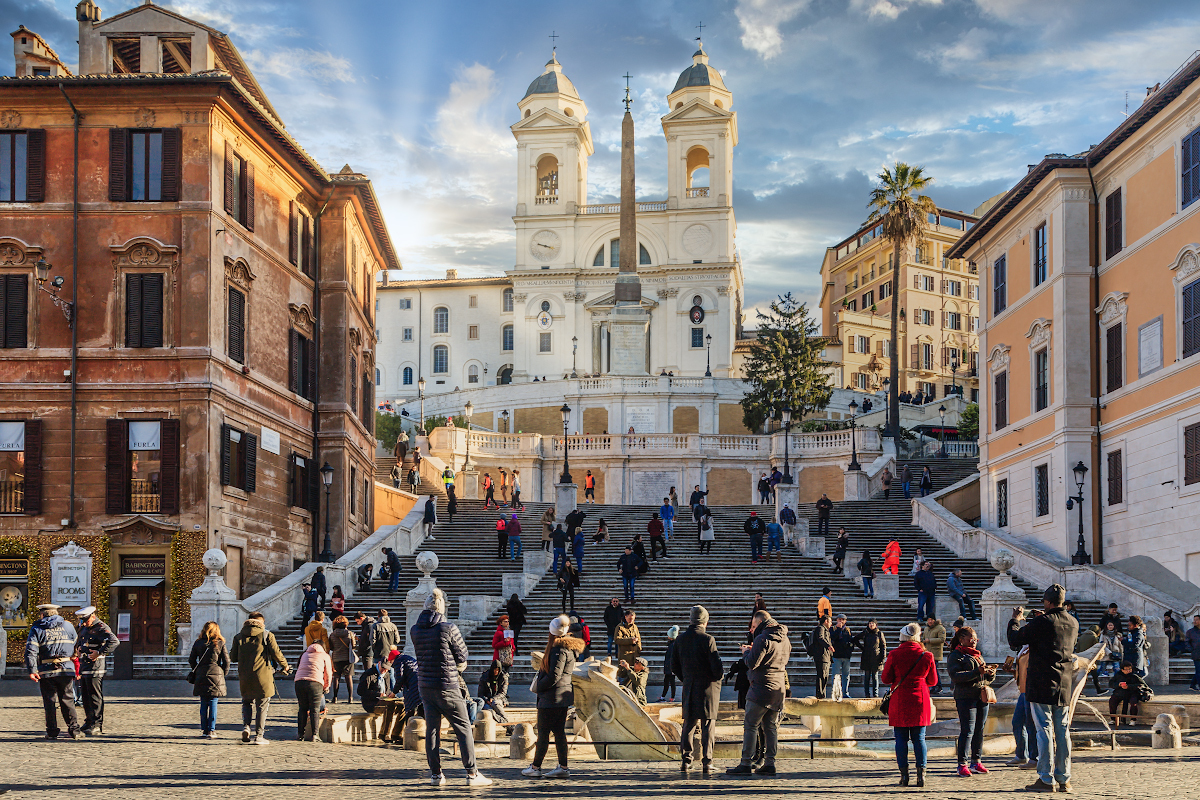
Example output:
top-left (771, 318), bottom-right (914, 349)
top-left (118, 585), bottom-right (165, 655)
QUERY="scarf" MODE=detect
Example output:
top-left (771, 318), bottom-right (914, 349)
top-left (956, 643), bottom-right (983, 660)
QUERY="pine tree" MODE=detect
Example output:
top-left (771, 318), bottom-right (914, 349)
top-left (740, 292), bottom-right (833, 431)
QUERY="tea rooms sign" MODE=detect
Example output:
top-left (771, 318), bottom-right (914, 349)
top-left (50, 541), bottom-right (92, 608)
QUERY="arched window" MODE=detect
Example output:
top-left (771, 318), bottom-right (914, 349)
top-left (503, 288), bottom-right (513, 312)
top-left (498, 365), bottom-right (513, 385)
top-left (375, 367), bottom-right (381, 386)
top-left (433, 345), bottom-right (448, 374)
top-left (639, 244), bottom-right (651, 265)
top-left (468, 364), bottom-right (479, 384)
top-left (536, 155), bottom-right (559, 203)
top-left (403, 366), bottom-right (413, 385)
top-left (433, 306), bottom-right (449, 334)
top-left (593, 246), bottom-right (605, 266)
top-left (502, 324), bottom-right (514, 351)
top-left (610, 238), bottom-right (620, 269)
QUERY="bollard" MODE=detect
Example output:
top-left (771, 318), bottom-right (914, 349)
top-left (404, 716), bottom-right (426, 750)
top-left (474, 708), bottom-right (497, 745)
top-left (1152, 713), bottom-right (1182, 749)
top-left (510, 722), bottom-right (536, 760)
top-left (1170, 704), bottom-right (1190, 733)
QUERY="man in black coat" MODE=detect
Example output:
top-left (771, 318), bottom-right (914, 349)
top-left (1007, 584), bottom-right (1079, 794)
top-left (603, 598), bottom-right (624, 657)
top-left (354, 611), bottom-right (376, 670)
top-left (809, 615), bottom-right (833, 698)
top-left (74, 606), bottom-right (118, 735)
top-left (815, 493), bottom-right (833, 537)
top-left (671, 605), bottom-right (723, 774)
top-left (311, 566), bottom-right (327, 609)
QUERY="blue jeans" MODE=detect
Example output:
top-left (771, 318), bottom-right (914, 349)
top-left (509, 538), bottom-right (523, 559)
top-left (955, 697), bottom-right (988, 764)
top-left (750, 535), bottom-right (763, 561)
top-left (862, 577), bottom-right (874, 597)
top-left (952, 593), bottom-right (977, 619)
top-left (664, 519), bottom-right (674, 540)
top-left (916, 592), bottom-right (935, 620)
top-left (1013, 693), bottom-right (1039, 760)
top-left (830, 657), bottom-right (851, 697)
top-left (1191, 659), bottom-right (1200, 689)
top-left (199, 694), bottom-right (218, 734)
top-left (622, 576), bottom-right (636, 601)
top-left (552, 547), bottom-right (566, 574)
top-left (863, 670), bottom-right (880, 697)
top-left (902, 481), bottom-right (911, 498)
top-left (607, 633), bottom-right (615, 656)
top-left (1030, 702), bottom-right (1071, 785)
top-left (389, 570), bottom-right (400, 593)
top-left (767, 534), bottom-right (781, 553)
top-left (894, 726), bottom-right (927, 770)
top-left (573, 551), bottom-right (584, 574)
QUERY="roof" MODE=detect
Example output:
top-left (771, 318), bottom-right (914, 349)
top-left (671, 46), bottom-right (727, 94)
top-left (831, 206), bottom-right (978, 254)
top-left (947, 49), bottom-right (1200, 260)
top-left (523, 52), bottom-right (579, 100)
top-left (330, 169), bottom-right (403, 273)
top-left (377, 275), bottom-right (510, 289)
top-left (11, 25), bottom-right (72, 75)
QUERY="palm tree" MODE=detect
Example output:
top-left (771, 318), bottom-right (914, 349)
top-left (865, 162), bottom-right (936, 438)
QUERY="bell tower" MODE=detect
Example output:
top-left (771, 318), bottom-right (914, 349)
top-left (662, 42), bottom-right (737, 209)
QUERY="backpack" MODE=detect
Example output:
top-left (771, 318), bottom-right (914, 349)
top-left (805, 627), bottom-right (823, 658)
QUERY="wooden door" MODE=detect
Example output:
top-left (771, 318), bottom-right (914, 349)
top-left (119, 586), bottom-right (165, 655)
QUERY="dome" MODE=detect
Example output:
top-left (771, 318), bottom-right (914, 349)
top-left (671, 44), bottom-right (727, 94)
top-left (523, 51), bottom-right (581, 100)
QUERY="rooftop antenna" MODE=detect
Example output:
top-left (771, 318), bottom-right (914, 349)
top-left (549, 30), bottom-right (559, 52)
top-left (623, 72), bottom-right (632, 111)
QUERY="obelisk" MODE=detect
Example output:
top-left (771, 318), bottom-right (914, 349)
top-left (609, 81), bottom-right (650, 376)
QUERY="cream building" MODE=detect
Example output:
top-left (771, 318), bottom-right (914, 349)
top-left (818, 208), bottom-right (981, 403)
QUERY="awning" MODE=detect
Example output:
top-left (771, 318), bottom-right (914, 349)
top-left (110, 577), bottom-right (164, 587)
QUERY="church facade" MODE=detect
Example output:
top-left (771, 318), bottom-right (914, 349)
top-left (376, 45), bottom-right (744, 403)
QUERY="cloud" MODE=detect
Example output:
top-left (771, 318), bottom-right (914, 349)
top-left (243, 47), bottom-right (357, 83)
top-left (850, 0), bottom-right (943, 20)
top-left (734, 0), bottom-right (811, 59)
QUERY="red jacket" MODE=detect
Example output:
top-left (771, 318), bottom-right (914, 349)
top-left (492, 626), bottom-right (515, 662)
top-left (880, 641), bottom-right (938, 727)
top-left (648, 519), bottom-right (665, 537)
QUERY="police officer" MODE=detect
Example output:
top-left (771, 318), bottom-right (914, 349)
top-left (25, 603), bottom-right (80, 739)
top-left (74, 605), bottom-right (118, 735)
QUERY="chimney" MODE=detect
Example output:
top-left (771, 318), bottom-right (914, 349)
top-left (445, 269), bottom-right (458, 280)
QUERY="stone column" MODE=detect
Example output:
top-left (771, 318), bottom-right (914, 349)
top-left (979, 549), bottom-right (1027, 660)
top-left (1144, 615), bottom-right (1170, 686)
top-left (186, 549), bottom-right (243, 656)
top-left (874, 573), bottom-right (899, 600)
top-left (843, 468), bottom-right (869, 501)
top-left (404, 552), bottom-right (439, 656)
top-left (555, 482), bottom-right (577, 520)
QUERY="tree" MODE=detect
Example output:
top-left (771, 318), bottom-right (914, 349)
top-left (865, 162), bottom-right (936, 438)
top-left (958, 402), bottom-right (979, 439)
top-left (375, 412), bottom-right (407, 449)
top-left (740, 292), bottom-right (833, 431)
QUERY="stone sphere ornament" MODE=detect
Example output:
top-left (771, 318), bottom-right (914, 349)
top-left (990, 548), bottom-right (1015, 575)
top-left (202, 548), bottom-right (228, 575)
top-left (415, 550), bottom-right (439, 577)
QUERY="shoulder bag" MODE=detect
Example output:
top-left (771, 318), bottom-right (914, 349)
top-left (187, 642), bottom-right (213, 684)
top-left (880, 653), bottom-right (923, 715)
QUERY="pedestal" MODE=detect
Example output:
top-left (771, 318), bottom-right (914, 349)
top-left (980, 573), bottom-right (1028, 660)
top-left (404, 575), bottom-right (438, 656)
top-left (843, 468), bottom-right (869, 501)
top-left (461, 468), bottom-right (479, 501)
top-left (555, 482), bottom-right (578, 521)
top-left (1144, 615), bottom-right (1170, 686)
top-left (774, 483), bottom-right (800, 519)
top-left (523, 547), bottom-right (550, 576)
top-left (800, 535), bottom-right (825, 559)
top-left (874, 574), bottom-right (899, 600)
top-left (187, 550), bottom-right (242, 656)
top-left (609, 305), bottom-right (650, 376)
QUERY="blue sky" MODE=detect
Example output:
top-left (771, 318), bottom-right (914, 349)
top-left (10, 0), bottom-right (1200, 324)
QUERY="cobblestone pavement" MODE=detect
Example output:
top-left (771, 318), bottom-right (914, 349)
top-left (1, 681), bottom-right (1198, 798)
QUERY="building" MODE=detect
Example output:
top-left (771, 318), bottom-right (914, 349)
top-left (947, 50), bottom-right (1200, 585)
top-left (376, 44), bottom-right (744, 404)
top-left (818, 208), bottom-right (981, 402)
top-left (0, 1), bottom-right (398, 657)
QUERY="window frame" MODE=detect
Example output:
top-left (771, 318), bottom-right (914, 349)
top-left (402, 327), bottom-right (413, 342)
top-left (432, 306), bottom-right (449, 334)
top-left (1033, 222), bottom-right (1048, 286)
top-left (502, 288), bottom-right (513, 313)
top-left (993, 254), bottom-right (1007, 316)
top-left (994, 370), bottom-right (1008, 430)
top-left (1181, 275), bottom-right (1200, 361)
top-left (124, 272), bottom-right (165, 349)
top-left (1034, 347), bottom-right (1049, 412)
top-left (1106, 446), bottom-right (1124, 508)
top-left (468, 325), bottom-right (479, 340)
top-left (227, 284), bottom-right (246, 365)
top-left (1184, 419), bottom-right (1200, 489)
top-left (1105, 188), bottom-right (1123, 259)
top-left (690, 327), bottom-right (705, 349)
top-left (399, 297), bottom-right (413, 310)
top-left (468, 364), bottom-right (480, 384)
top-left (538, 331), bottom-right (552, 353)
top-left (502, 324), bottom-right (514, 352)
top-left (1182, 126), bottom-right (1200, 209)
top-left (0, 129), bottom-right (45, 203)
top-left (1034, 463), bottom-right (1050, 518)
top-left (432, 344), bottom-right (449, 374)
top-left (1105, 321), bottom-right (1124, 393)
top-left (403, 366), bottom-right (413, 385)
top-left (219, 422), bottom-right (257, 494)
top-left (0, 273), bottom-right (30, 349)
top-left (996, 477), bottom-right (1009, 528)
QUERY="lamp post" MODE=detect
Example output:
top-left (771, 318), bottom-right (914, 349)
top-left (571, 336), bottom-right (578, 379)
top-left (501, 409), bottom-right (509, 434)
top-left (418, 376), bottom-right (426, 432)
top-left (463, 400), bottom-right (474, 469)
top-left (1068, 460), bottom-right (1092, 565)
top-left (319, 461), bottom-right (334, 562)
top-left (704, 333), bottom-right (712, 377)
top-left (951, 357), bottom-right (959, 397)
top-left (782, 406), bottom-right (794, 484)
top-left (882, 378), bottom-right (890, 435)
top-left (559, 403), bottom-right (572, 484)
top-left (33, 257), bottom-right (74, 323)
top-left (847, 399), bottom-right (861, 471)
top-left (937, 404), bottom-right (947, 458)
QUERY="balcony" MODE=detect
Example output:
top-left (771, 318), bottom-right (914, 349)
top-left (534, 194), bottom-right (558, 205)
top-left (578, 201), bottom-right (668, 215)
top-left (0, 479), bottom-right (23, 513)
top-left (131, 479), bottom-right (161, 513)
top-left (685, 187), bottom-right (709, 198)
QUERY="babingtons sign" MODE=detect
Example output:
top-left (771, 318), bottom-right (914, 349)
top-left (50, 541), bottom-right (93, 607)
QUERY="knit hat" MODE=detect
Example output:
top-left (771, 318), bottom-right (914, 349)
top-left (666, 625), bottom-right (680, 640)
top-left (423, 588), bottom-right (446, 614)
top-left (690, 605), bottom-right (709, 626)
top-left (900, 622), bottom-right (922, 642)
top-left (549, 614), bottom-right (571, 637)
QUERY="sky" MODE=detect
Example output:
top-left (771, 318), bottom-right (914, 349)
top-left (10, 0), bottom-right (1200, 327)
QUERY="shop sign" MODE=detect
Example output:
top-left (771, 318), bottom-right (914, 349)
top-left (122, 556), bottom-right (166, 578)
top-left (50, 541), bottom-right (92, 607)
top-left (0, 558), bottom-right (28, 579)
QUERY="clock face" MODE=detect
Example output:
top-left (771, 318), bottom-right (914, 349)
top-left (690, 306), bottom-right (705, 324)
top-left (529, 229), bottom-right (561, 262)
top-left (537, 310), bottom-right (553, 329)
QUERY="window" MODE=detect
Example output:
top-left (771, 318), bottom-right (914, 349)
top-left (349, 465), bottom-right (357, 516)
top-left (468, 325), bottom-right (479, 340)
top-left (609, 239), bottom-right (620, 269)
top-left (855, 372), bottom-right (869, 390)
top-left (858, 335), bottom-right (870, 354)
top-left (1034, 347), bottom-right (1049, 411)
top-left (288, 330), bottom-right (316, 400)
top-left (1033, 223), bottom-right (1047, 286)
top-left (1107, 449), bottom-right (1123, 505)
top-left (968, 316), bottom-right (978, 333)
top-left (539, 332), bottom-right (552, 353)
top-left (399, 298), bottom-right (412, 310)
top-left (593, 246), bottom-right (605, 267)
top-left (468, 364), bottom-right (479, 384)
top-left (946, 311), bottom-right (962, 330)
top-left (502, 324), bottom-right (514, 351)
top-left (403, 366), bottom-right (413, 385)
top-left (540, 300), bottom-right (551, 312)
top-left (922, 343), bottom-right (934, 371)
top-left (846, 299), bottom-right (857, 312)
top-left (220, 424), bottom-right (257, 492)
top-left (403, 327), bottom-right (413, 342)
top-left (879, 281), bottom-right (892, 299)
top-left (502, 288), bottom-right (513, 312)
top-left (945, 280), bottom-right (962, 297)
top-left (125, 273), bottom-right (164, 348)
top-left (1035, 464), bottom-right (1049, 517)
top-left (109, 129), bottom-right (181, 202)
top-left (996, 479), bottom-right (1009, 527)
top-left (289, 453), bottom-right (312, 509)
top-left (1185, 421), bottom-right (1200, 486)
top-left (920, 309), bottom-right (934, 326)
top-left (994, 371), bottom-right (1008, 430)
top-left (375, 367), bottom-right (381, 386)
top-left (993, 255), bottom-right (1007, 315)
top-left (920, 381), bottom-right (936, 397)
top-left (1105, 188), bottom-right (1123, 259)
top-left (0, 420), bottom-right (42, 514)
top-left (287, 203), bottom-right (314, 276)
top-left (693, 295), bottom-right (704, 307)
top-left (433, 344), bottom-right (448, 373)
top-left (223, 142), bottom-right (254, 229)
top-left (468, 295), bottom-right (478, 308)
top-left (106, 418), bottom-right (180, 515)
top-left (1183, 126), bottom-right (1200, 208)
top-left (968, 284), bottom-right (979, 300)
top-left (433, 306), bottom-right (448, 334)
top-left (921, 275), bottom-right (935, 292)
top-left (349, 356), bottom-right (358, 413)
top-left (639, 244), bottom-right (652, 265)
top-left (0, 275), bottom-right (29, 348)
top-left (691, 327), bottom-right (704, 348)
top-left (0, 130), bottom-right (45, 202)
top-left (1183, 277), bottom-right (1200, 359)
top-left (862, 290), bottom-right (874, 308)
top-left (227, 286), bottom-right (246, 364)
top-left (1106, 323), bottom-right (1123, 392)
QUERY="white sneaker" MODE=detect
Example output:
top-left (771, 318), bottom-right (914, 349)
top-left (545, 765), bottom-right (570, 778)
top-left (521, 765), bottom-right (543, 777)
top-left (241, 726), bottom-right (252, 743)
top-left (466, 771), bottom-right (493, 787)
top-left (430, 774), bottom-right (446, 786)
top-left (253, 734), bottom-right (268, 745)
top-left (1006, 757), bottom-right (1026, 767)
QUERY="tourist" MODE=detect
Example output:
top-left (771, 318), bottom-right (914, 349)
top-left (423, 496), bottom-right (438, 540)
top-left (496, 515), bottom-right (509, 560)
top-left (830, 613), bottom-right (855, 698)
top-left (478, 659), bottom-right (510, 724)
top-left (617, 546), bottom-right (641, 604)
top-left (1125, 616), bottom-right (1148, 678)
top-left (769, 467), bottom-right (782, 499)
top-left (765, 515), bottom-right (783, 563)
top-left (584, 470), bottom-right (596, 503)
top-left (727, 610), bottom-right (791, 776)
top-left (305, 610), bottom-right (331, 654)
top-left (551, 524), bottom-right (569, 573)
top-left (915, 561), bottom-right (937, 620)
top-left (660, 497), bottom-right (675, 540)
top-left (1187, 615), bottom-right (1200, 691)
top-left (901, 463), bottom-right (913, 499)
top-left (1098, 602), bottom-right (1123, 632)
top-left (618, 656), bottom-right (650, 705)
top-left (1074, 623), bottom-right (1100, 654)
top-left (572, 524), bottom-right (586, 575)
top-left (603, 598), bottom-right (624, 656)
top-left (808, 614), bottom-right (833, 698)
top-left (329, 585), bottom-right (346, 616)
top-left (744, 510), bottom-right (767, 564)
top-left (648, 512), bottom-right (668, 560)
top-left (390, 461), bottom-right (402, 488)
top-left (446, 488), bottom-right (458, 524)
top-left (482, 472), bottom-right (496, 508)
top-left (354, 611), bottom-right (375, 672)
top-left (1007, 585), bottom-right (1079, 793)
top-left (1108, 661), bottom-right (1148, 727)
top-left (557, 556), bottom-right (580, 614)
top-left (357, 649), bottom-right (396, 714)
top-left (948, 625), bottom-right (996, 777)
top-left (408, 463), bottom-right (420, 494)
top-left (615, 609), bottom-right (642, 662)
top-left (491, 615), bottom-right (514, 667)
top-left (384, 547), bottom-right (402, 594)
top-left (356, 563), bottom-right (373, 592)
top-left (230, 611), bottom-right (290, 744)
top-left (507, 514), bottom-right (523, 561)
top-left (442, 466), bottom-right (456, 498)
top-left (188, 621), bottom-right (229, 738)
top-left (658, 625), bottom-right (680, 702)
top-left (371, 610), bottom-right (401, 693)
top-left (570, 616), bottom-right (592, 659)
top-left (833, 527), bottom-right (850, 572)
top-left (300, 583), bottom-right (318, 629)
top-left (757, 473), bottom-right (771, 504)
top-left (1008, 643), bottom-right (1040, 769)
top-left (522, 615), bottom-right (584, 778)
top-left (779, 503), bottom-right (797, 546)
top-left (309, 566), bottom-right (327, 609)
top-left (923, 616), bottom-right (947, 694)
top-left (698, 505), bottom-right (715, 553)
top-left (920, 465), bottom-right (934, 497)
top-left (818, 586), bottom-right (833, 620)
top-left (631, 534), bottom-right (648, 567)
top-left (512, 470), bottom-right (524, 510)
top-left (858, 550), bottom-right (876, 598)
top-left (73, 605), bottom-right (118, 736)
top-left (592, 518), bottom-right (610, 544)
top-left (393, 651), bottom-right (422, 731)
top-left (1063, 600), bottom-right (1080, 622)
top-left (909, 548), bottom-right (927, 575)
top-left (505, 594), bottom-right (527, 648)
top-left (881, 466), bottom-right (894, 499)
top-left (499, 467), bottom-right (509, 505)
top-left (853, 619), bottom-right (887, 697)
top-left (329, 616), bottom-right (356, 703)
top-left (947, 568), bottom-right (976, 619)
top-left (411, 588), bottom-right (491, 787)
top-left (669, 485), bottom-right (680, 511)
top-left (881, 622), bottom-right (938, 787)
top-left (294, 639), bottom-right (332, 742)
top-left (540, 506), bottom-right (555, 551)
top-left (672, 605), bottom-right (722, 774)
top-left (395, 429), bottom-right (409, 462)
top-left (815, 493), bottom-right (833, 537)
top-left (565, 506), bottom-right (587, 548)
top-left (725, 655), bottom-right (751, 709)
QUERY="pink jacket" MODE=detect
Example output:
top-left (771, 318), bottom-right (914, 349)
top-left (294, 643), bottom-right (332, 690)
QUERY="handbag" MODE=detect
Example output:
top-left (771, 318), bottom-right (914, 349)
top-left (498, 645), bottom-right (514, 667)
top-left (187, 643), bottom-right (213, 685)
top-left (880, 653), bottom-right (923, 715)
top-left (980, 685), bottom-right (997, 704)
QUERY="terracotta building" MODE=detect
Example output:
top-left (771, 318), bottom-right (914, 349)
top-left (0, 1), bottom-right (398, 657)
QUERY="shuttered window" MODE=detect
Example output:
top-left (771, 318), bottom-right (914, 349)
top-left (21, 420), bottom-right (42, 515)
top-left (1184, 422), bottom-right (1200, 486)
top-left (997, 479), bottom-right (1009, 528)
top-left (993, 255), bottom-right (1007, 315)
top-left (125, 273), bottom-right (164, 348)
top-left (288, 329), bottom-right (317, 401)
top-left (106, 418), bottom-right (179, 514)
top-left (994, 371), bottom-right (1008, 430)
top-left (1034, 348), bottom-right (1049, 411)
top-left (363, 371), bottom-right (373, 426)
top-left (1033, 223), bottom-right (1048, 286)
top-left (1, 274), bottom-right (28, 348)
top-left (289, 452), bottom-right (316, 509)
top-left (220, 423), bottom-right (257, 492)
top-left (223, 142), bottom-right (255, 230)
top-left (227, 286), bottom-right (245, 364)
top-left (1106, 323), bottom-right (1123, 392)
top-left (1183, 127), bottom-right (1200, 208)
top-left (349, 356), bottom-right (358, 414)
top-left (1184, 278), bottom-right (1200, 360)
top-left (108, 128), bottom-right (180, 202)
top-left (349, 465), bottom-right (357, 515)
top-left (1105, 188), bottom-right (1123, 259)
top-left (0, 130), bottom-right (45, 202)
top-left (1107, 449), bottom-right (1123, 505)
top-left (1035, 464), bottom-right (1049, 517)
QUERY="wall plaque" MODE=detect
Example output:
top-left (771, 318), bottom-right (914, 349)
top-left (50, 541), bottom-right (92, 608)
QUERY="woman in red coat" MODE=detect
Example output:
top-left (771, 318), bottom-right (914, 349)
top-left (492, 615), bottom-right (515, 667)
top-left (881, 622), bottom-right (939, 787)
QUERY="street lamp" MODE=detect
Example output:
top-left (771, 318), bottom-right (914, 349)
top-left (937, 404), bottom-right (947, 458)
top-left (463, 400), bottom-right (474, 469)
top-left (319, 461), bottom-right (334, 562)
top-left (1067, 460), bottom-right (1092, 565)
top-left (501, 409), bottom-right (509, 433)
top-left (951, 357), bottom-right (960, 397)
top-left (571, 336), bottom-right (578, 379)
top-left (847, 398), bottom-right (861, 471)
top-left (418, 376), bottom-right (426, 432)
top-left (705, 333), bottom-right (712, 377)
top-left (882, 378), bottom-right (890, 433)
top-left (559, 403), bottom-right (572, 484)
top-left (33, 257), bottom-right (74, 323)
top-left (781, 406), bottom-right (794, 484)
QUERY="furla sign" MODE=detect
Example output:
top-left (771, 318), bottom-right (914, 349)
top-left (50, 541), bottom-right (92, 608)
